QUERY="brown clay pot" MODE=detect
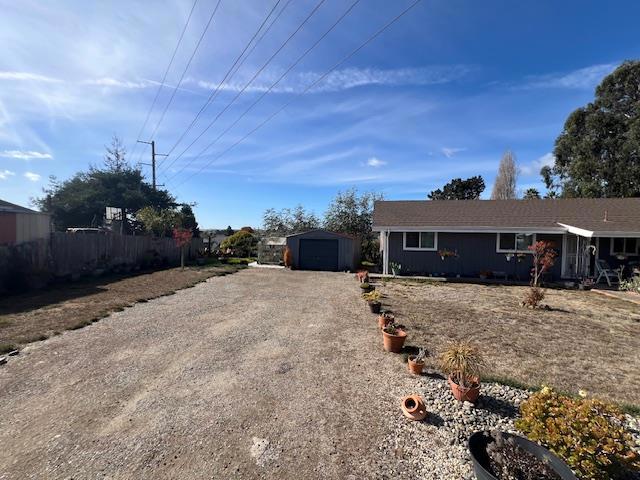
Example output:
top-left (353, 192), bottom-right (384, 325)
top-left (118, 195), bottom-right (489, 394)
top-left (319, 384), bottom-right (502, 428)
top-left (378, 314), bottom-right (394, 329)
top-left (448, 375), bottom-right (481, 403)
top-left (368, 301), bottom-right (381, 314)
top-left (407, 356), bottom-right (425, 375)
top-left (401, 394), bottom-right (428, 421)
top-left (382, 329), bottom-right (407, 353)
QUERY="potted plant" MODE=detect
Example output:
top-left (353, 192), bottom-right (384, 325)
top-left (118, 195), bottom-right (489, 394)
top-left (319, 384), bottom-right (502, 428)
top-left (479, 270), bottom-right (492, 280)
top-left (362, 290), bottom-right (382, 313)
top-left (390, 262), bottom-right (402, 276)
top-left (382, 323), bottom-right (407, 353)
top-left (407, 347), bottom-right (426, 375)
top-left (468, 431), bottom-right (577, 480)
top-left (440, 340), bottom-right (485, 403)
top-left (579, 277), bottom-right (594, 291)
top-left (378, 311), bottom-right (394, 329)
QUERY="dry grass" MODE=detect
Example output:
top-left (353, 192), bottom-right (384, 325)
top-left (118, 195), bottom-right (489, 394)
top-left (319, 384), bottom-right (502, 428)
top-left (0, 263), bottom-right (242, 352)
top-left (378, 280), bottom-right (640, 405)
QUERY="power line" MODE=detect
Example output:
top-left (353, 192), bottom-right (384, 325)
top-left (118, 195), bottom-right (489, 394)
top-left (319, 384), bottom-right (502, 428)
top-left (129, 0), bottom-right (199, 161)
top-left (158, 0), bottom-right (327, 177)
top-left (158, 0), bottom-right (285, 171)
top-left (171, 0), bottom-right (423, 189)
top-left (165, 0), bottom-right (360, 184)
top-left (141, 0), bottom-right (223, 161)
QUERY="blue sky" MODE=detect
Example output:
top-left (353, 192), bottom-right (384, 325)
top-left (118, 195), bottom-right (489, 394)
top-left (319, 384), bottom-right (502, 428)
top-left (1, 0), bottom-right (639, 228)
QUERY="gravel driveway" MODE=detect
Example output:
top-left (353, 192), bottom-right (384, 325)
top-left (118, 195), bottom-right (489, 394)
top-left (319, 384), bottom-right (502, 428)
top-left (2, 268), bottom-right (562, 479)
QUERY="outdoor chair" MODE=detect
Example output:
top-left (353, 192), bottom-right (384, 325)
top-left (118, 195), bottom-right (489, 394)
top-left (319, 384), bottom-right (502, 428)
top-left (595, 259), bottom-right (619, 287)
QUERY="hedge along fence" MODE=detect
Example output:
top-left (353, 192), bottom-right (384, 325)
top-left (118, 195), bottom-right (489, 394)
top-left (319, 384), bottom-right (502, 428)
top-left (0, 232), bottom-right (203, 292)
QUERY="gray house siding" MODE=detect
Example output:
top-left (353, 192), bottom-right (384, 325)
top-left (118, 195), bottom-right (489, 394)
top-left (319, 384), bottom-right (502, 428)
top-left (286, 230), bottom-right (359, 271)
top-left (388, 232), bottom-right (563, 280)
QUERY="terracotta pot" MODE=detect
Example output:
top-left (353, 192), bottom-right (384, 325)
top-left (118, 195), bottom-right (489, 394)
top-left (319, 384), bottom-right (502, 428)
top-left (407, 356), bottom-right (424, 375)
top-left (378, 315), bottom-right (393, 329)
top-left (448, 375), bottom-right (480, 403)
top-left (401, 394), bottom-right (428, 421)
top-left (382, 329), bottom-right (407, 353)
top-left (368, 301), bottom-right (381, 314)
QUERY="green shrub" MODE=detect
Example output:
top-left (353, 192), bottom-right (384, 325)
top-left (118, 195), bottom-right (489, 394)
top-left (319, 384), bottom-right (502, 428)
top-left (219, 231), bottom-right (257, 258)
top-left (516, 387), bottom-right (640, 479)
top-left (620, 276), bottom-right (640, 294)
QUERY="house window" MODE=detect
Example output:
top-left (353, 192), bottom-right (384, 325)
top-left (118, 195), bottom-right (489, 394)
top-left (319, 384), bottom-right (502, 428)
top-left (611, 238), bottom-right (638, 256)
top-left (496, 233), bottom-right (535, 253)
top-left (403, 232), bottom-right (437, 251)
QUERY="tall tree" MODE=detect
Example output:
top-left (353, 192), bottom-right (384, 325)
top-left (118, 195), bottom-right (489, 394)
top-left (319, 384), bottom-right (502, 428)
top-left (543, 60), bottom-right (640, 198)
top-left (103, 135), bottom-right (128, 172)
top-left (324, 189), bottom-right (383, 263)
top-left (491, 150), bottom-right (518, 199)
top-left (523, 188), bottom-right (541, 199)
top-left (35, 137), bottom-right (175, 231)
top-left (179, 204), bottom-right (200, 237)
top-left (262, 205), bottom-right (320, 235)
top-left (428, 176), bottom-right (485, 200)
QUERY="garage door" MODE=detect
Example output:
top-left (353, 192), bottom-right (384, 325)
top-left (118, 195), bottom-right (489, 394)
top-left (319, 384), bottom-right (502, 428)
top-left (299, 239), bottom-right (339, 271)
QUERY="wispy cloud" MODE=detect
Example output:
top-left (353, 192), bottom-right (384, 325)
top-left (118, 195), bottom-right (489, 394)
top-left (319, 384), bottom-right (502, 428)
top-left (0, 71), bottom-right (62, 83)
top-left (519, 152), bottom-right (555, 176)
top-left (82, 77), bottom-right (152, 89)
top-left (518, 63), bottom-right (617, 90)
top-left (441, 147), bottom-right (466, 158)
top-left (24, 171), bottom-right (41, 182)
top-left (0, 169), bottom-right (15, 180)
top-left (366, 157), bottom-right (387, 167)
top-left (196, 65), bottom-right (472, 95)
top-left (0, 150), bottom-right (52, 160)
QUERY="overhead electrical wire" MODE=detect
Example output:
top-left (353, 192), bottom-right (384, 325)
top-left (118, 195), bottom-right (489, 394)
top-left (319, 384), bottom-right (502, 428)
top-left (129, 0), bottom-right (199, 161)
top-left (158, 0), bottom-right (287, 171)
top-left (170, 0), bottom-right (423, 189)
top-left (158, 0), bottom-right (328, 176)
top-left (164, 0), bottom-right (360, 183)
top-left (139, 0), bottom-right (224, 164)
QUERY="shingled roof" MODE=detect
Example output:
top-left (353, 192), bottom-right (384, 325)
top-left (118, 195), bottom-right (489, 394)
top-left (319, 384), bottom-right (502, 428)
top-left (373, 198), bottom-right (640, 236)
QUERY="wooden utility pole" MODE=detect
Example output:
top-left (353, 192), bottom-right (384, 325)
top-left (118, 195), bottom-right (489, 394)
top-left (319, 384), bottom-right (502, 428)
top-left (137, 140), bottom-right (167, 190)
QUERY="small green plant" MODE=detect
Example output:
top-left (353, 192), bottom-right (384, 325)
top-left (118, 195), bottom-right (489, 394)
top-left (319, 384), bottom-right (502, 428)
top-left (362, 290), bottom-right (381, 302)
top-left (620, 276), bottom-right (640, 294)
top-left (359, 282), bottom-right (371, 290)
top-left (390, 262), bottom-right (402, 275)
top-left (439, 340), bottom-right (486, 388)
top-left (382, 323), bottom-right (404, 335)
top-left (516, 387), bottom-right (640, 479)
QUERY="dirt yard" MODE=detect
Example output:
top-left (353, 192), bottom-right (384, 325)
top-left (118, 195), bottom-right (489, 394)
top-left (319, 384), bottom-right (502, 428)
top-left (0, 263), bottom-right (242, 353)
top-left (378, 279), bottom-right (640, 405)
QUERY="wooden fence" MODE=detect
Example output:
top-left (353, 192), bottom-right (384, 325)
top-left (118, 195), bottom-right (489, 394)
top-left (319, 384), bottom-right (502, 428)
top-left (0, 232), bottom-right (203, 293)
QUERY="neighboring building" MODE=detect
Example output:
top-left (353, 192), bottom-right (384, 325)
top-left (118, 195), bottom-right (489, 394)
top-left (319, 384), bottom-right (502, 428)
top-left (286, 230), bottom-right (360, 272)
top-left (0, 199), bottom-right (51, 246)
top-left (373, 198), bottom-right (640, 280)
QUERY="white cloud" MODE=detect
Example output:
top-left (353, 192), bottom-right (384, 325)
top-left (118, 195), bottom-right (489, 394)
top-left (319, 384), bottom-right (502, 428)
top-left (0, 150), bottom-right (52, 160)
top-left (441, 147), bottom-right (466, 158)
top-left (83, 77), bottom-right (152, 89)
top-left (520, 152), bottom-right (555, 176)
top-left (0, 170), bottom-right (15, 180)
top-left (24, 171), bottom-right (41, 182)
top-left (519, 63), bottom-right (617, 90)
top-left (366, 157), bottom-right (387, 167)
top-left (0, 71), bottom-right (62, 83)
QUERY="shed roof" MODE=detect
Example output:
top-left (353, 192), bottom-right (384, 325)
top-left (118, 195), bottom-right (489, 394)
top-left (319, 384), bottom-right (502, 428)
top-left (0, 199), bottom-right (43, 214)
top-left (286, 229), bottom-right (355, 240)
top-left (373, 198), bottom-right (640, 236)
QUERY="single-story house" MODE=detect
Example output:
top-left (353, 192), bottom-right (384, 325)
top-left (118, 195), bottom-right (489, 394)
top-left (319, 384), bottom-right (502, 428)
top-left (0, 199), bottom-right (51, 246)
top-left (286, 230), bottom-right (360, 271)
top-left (373, 198), bottom-right (640, 281)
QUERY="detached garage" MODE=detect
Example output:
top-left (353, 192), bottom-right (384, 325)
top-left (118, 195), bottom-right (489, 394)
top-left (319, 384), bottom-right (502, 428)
top-left (286, 230), bottom-right (360, 272)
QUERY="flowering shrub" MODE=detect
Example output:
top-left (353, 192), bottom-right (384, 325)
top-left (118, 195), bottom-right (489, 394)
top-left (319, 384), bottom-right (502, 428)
top-left (620, 276), bottom-right (640, 294)
top-left (516, 387), bottom-right (640, 479)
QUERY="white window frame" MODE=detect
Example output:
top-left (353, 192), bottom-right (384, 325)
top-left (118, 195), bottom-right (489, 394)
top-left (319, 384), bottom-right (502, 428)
top-left (610, 237), bottom-right (639, 256)
top-left (496, 233), bottom-right (537, 253)
top-left (403, 231), bottom-right (438, 251)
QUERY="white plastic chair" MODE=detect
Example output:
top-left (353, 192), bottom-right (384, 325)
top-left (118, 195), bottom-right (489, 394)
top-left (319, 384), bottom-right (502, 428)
top-left (595, 259), bottom-right (618, 287)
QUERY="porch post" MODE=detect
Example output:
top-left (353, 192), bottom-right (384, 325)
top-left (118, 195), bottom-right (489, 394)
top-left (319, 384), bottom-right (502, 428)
top-left (383, 230), bottom-right (390, 276)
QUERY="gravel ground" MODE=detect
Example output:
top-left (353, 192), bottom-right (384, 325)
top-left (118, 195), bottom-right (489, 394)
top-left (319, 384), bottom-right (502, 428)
top-left (1, 268), bottom-right (637, 479)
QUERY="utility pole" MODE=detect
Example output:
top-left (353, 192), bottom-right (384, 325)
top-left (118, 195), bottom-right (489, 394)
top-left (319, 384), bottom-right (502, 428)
top-left (137, 140), bottom-right (167, 190)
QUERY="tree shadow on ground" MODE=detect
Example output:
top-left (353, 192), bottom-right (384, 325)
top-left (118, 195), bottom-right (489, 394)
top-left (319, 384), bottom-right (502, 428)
top-left (475, 395), bottom-right (518, 418)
